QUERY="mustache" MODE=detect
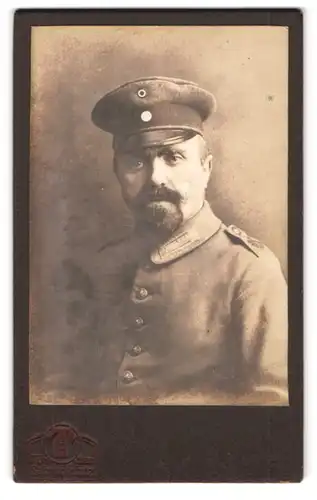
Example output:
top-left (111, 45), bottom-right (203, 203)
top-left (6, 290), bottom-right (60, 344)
top-left (134, 184), bottom-right (182, 207)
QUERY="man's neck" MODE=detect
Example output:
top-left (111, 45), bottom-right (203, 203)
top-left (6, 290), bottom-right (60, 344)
top-left (181, 200), bottom-right (205, 226)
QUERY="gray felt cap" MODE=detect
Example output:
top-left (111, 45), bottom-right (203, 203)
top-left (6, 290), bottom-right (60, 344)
top-left (91, 76), bottom-right (216, 150)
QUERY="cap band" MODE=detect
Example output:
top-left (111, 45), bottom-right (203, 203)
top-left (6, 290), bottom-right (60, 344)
top-left (94, 101), bottom-right (204, 137)
top-left (113, 129), bottom-right (198, 151)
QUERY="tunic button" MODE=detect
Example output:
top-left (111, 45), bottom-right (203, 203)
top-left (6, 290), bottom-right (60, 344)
top-left (136, 287), bottom-right (148, 299)
top-left (122, 370), bottom-right (135, 383)
top-left (131, 345), bottom-right (142, 356)
top-left (135, 317), bottom-right (144, 327)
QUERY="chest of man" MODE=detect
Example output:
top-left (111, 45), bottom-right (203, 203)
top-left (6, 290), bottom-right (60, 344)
top-left (101, 237), bottom-right (246, 399)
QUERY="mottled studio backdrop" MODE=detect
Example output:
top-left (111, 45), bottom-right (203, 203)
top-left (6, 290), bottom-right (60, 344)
top-left (29, 26), bottom-right (288, 401)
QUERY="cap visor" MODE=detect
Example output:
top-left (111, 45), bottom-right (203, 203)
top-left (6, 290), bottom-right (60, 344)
top-left (114, 128), bottom-right (200, 151)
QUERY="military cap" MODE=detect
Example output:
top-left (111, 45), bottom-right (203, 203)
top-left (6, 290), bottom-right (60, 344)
top-left (91, 76), bottom-right (216, 150)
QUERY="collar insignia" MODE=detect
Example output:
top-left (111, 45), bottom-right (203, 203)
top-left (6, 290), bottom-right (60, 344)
top-left (151, 202), bottom-right (221, 265)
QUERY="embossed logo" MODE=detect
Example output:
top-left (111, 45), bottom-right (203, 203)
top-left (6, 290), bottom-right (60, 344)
top-left (26, 422), bottom-right (98, 481)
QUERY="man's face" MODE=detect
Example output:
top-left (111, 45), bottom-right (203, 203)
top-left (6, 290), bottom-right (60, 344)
top-left (114, 134), bottom-right (212, 237)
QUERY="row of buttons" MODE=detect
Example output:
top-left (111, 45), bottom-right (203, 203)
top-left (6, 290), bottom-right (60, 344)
top-left (120, 285), bottom-right (150, 384)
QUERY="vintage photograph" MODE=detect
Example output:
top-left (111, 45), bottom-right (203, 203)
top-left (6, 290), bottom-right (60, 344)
top-left (29, 25), bottom-right (289, 406)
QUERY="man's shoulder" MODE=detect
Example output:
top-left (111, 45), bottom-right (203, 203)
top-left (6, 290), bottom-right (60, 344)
top-left (215, 223), bottom-right (285, 281)
top-left (208, 222), bottom-right (283, 274)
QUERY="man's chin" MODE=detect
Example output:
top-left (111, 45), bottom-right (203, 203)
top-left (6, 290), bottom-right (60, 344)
top-left (134, 201), bottom-right (183, 237)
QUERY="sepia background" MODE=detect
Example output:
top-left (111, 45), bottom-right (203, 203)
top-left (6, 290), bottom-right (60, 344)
top-left (29, 26), bottom-right (288, 402)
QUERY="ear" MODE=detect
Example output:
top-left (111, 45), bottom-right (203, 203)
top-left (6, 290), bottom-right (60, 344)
top-left (202, 153), bottom-right (213, 180)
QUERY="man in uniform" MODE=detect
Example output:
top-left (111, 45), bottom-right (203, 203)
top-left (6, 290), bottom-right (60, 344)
top-left (90, 76), bottom-right (288, 405)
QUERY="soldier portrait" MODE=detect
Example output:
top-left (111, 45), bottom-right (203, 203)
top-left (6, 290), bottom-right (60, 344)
top-left (29, 25), bottom-right (289, 406)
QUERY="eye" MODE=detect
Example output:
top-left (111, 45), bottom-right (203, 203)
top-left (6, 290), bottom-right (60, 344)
top-left (115, 154), bottom-right (145, 172)
top-left (126, 159), bottom-right (144, 170)
top-left (161, 151), bottom-right (183, 165)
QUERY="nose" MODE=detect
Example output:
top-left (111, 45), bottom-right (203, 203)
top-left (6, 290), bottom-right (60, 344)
top-left (150, 156), bottom-right (168, 186)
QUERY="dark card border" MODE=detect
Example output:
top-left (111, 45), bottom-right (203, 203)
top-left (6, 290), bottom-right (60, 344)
top-left (14, 8), bottom-right (303, 483)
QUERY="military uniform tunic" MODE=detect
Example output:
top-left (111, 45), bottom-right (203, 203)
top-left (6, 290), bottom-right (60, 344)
top-left (99, 202), bottom-right (288, 405)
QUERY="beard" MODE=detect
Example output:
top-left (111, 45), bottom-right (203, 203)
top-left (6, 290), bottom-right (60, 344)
top-left (127, 184), bottom-right (184, 240)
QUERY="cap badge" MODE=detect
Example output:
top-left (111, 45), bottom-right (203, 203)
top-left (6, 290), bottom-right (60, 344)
top-left (137, 88), bottom-right (147, 98)
top-left (140, 110), bottom-right (152, 122)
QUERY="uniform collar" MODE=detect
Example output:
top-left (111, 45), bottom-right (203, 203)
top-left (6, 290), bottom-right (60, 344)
top-left (150, 201), bottom-right (222, 265)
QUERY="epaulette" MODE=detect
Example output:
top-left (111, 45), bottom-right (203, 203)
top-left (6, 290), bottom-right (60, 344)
top-left (225, 224), bottom-right (264, 257)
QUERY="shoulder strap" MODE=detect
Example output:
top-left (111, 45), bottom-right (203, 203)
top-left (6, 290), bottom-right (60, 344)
top-left (225, 224), bottom-right (264, 257)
